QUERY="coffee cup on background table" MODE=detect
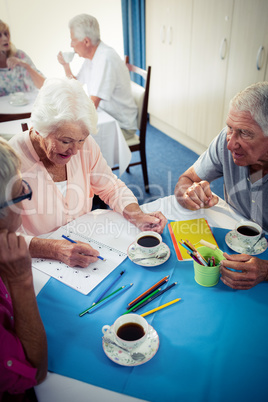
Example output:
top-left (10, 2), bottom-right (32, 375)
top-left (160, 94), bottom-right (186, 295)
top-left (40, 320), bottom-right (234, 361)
top-left (102, 314), bottom-right (149, 350)
top-left (235, 220), bottom-right (262, 250)
top-left (9, 92), bottom-right (27, 105)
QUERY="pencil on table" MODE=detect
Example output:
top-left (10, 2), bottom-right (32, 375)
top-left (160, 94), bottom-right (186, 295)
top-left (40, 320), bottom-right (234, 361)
top-left (127, 275), bottom-right (169, 308)
top-left (141, 298), bottom-right (181, 317)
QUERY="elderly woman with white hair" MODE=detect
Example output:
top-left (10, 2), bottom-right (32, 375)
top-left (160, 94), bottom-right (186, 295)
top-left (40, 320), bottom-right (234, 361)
top-left (10, 77), bottom-right (167, 267)
top-left (0, 138), bottom-right (47, 399)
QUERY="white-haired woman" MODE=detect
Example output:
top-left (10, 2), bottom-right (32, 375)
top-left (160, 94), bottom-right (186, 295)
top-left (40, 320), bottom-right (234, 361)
top-left (0, 138), bottom-right (47, 399)
top-left (0, 20), bottom-right (45, 96)
top-left (10, 77), bottom-right (167, 267)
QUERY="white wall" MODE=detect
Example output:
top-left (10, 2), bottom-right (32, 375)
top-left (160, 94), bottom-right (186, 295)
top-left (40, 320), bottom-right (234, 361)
top-left (0, 0), bottom-right (124, 78)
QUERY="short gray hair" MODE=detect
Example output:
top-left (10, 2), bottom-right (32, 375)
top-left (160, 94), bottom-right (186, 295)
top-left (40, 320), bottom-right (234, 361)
top-left (0, 138), bottom-right (20, 217)
top-left (230, 81), bottom-right (268, 137)
top-left (69, 14), bottom-right (100, 45)
top-left (31, 77), bottom-right (98, 138)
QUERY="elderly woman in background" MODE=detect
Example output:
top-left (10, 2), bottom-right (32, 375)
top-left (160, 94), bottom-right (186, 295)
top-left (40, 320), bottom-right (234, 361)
top-left (0, 138), bottom-right (47, 400)
top-left (10, 77), bottom-right (167, 267)
top-left (0, 20), bottom-right (45, 96)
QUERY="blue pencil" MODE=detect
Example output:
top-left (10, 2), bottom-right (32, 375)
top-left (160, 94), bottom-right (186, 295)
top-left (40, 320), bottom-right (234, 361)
top-left (61, 234), bottom-right (106, 261)
top-left (93, 270), bottom-right (125, 305)
top-left (87, 283), bottom-right (133, 314)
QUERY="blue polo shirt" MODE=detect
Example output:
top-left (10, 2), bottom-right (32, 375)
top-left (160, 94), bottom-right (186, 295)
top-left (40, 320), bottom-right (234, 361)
top-left (193, 128), bottom-right (268, 232)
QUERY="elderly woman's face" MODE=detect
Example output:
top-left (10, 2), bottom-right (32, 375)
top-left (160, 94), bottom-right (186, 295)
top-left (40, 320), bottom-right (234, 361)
top-left (0, 29), bottom-right (10, 52)
top-left (41, 122), bottom-right (89, 166)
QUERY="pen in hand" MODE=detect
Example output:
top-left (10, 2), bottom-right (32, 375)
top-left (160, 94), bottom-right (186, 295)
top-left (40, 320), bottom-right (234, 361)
top-left (61, 234), bottom-right (106, 261)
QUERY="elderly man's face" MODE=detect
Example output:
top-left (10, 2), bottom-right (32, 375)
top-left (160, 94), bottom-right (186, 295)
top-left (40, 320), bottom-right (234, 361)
top-left (226, 106), bottom-right (268, 168)
top-left (70, 30), bottom-right (87, 57)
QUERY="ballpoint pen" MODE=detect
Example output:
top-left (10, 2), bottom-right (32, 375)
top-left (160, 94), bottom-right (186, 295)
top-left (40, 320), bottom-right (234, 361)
top-left (61, 234), bottom-right (106, 260)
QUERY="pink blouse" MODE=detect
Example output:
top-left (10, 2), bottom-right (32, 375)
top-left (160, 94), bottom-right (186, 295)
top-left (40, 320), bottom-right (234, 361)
top-left (9, 131), bottom-right (137, 237)
top-left (0, 278), bottom-right (37, 395)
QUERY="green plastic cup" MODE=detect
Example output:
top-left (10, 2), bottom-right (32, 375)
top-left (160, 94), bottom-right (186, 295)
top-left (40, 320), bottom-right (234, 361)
top-left (193, 246), bottom-right (225, 287)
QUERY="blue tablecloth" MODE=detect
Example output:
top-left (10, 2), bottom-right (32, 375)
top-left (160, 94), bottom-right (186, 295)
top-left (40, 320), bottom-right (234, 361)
top-left (36, 226), bottom-right (268, 402)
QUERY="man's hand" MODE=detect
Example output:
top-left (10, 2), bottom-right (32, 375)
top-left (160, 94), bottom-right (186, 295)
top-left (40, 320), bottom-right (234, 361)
top-left (176, 179), bottom-right (219, 210)
top-left (220, 253), bottom-right (268, 290)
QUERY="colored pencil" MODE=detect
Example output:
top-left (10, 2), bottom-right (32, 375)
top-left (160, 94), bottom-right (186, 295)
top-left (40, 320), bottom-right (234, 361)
top-left (79, 286), bottom-right (124, 316)
top-left (123, 288), bottom-right (161, 315)
top-left (93, 270), bottom-right (125, 305)
top-left (131, 282), bottom-right (177, 313)
top-left (179, 241), bottom-right (193, 253)
top-left (141, 298), bottom-right (181, 317)
top-left (87, 283), bottom-right (133, 314)
top-left (61, 234), bottom-right (106, 261)
top-left (127, 275), bottom-right (169, 308)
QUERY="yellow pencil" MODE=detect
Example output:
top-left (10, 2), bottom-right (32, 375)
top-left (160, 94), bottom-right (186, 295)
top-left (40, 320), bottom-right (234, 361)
top-left (140, 298), bottom-right (181, 317)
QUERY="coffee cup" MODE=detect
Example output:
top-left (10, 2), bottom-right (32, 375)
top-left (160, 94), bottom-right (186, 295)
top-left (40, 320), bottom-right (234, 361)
top-left (61, 51), bottom-right (75, 63)
top-left (102, 313), bottom-right (149, 350)
top-left (134, 231), bottom-right (162, 257)
top-left (235, 220), bottom-right (262, 250)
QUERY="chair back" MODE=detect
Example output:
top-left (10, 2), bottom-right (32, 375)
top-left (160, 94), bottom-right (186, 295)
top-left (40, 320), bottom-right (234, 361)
top-left (125, 61), bottom-right (151, 146)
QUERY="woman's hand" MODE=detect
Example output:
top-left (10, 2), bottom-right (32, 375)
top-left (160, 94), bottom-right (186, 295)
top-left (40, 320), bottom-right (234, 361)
top-left (220, 253), bottom-right (268, 290)
top-left (6, 56), bottom-right (27, 69)
top-left (56, 239), bottom-right (100, 267)
top-left (29, 237), bottom-right (100, 268)
top-left (123, 203), bottom-right (167, 234)
top-left (0, 230), bottom-right (32, 284)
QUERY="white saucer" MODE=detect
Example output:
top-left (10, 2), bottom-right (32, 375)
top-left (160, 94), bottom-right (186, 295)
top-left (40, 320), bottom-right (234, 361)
top-left (127, 242), bottom-right (170, 267)
top-left (9, 99), bottom-right (29, 106)
top-left (102, 324), bottom-right (159, 366)
top-left (225, 230), bottom-right (267, 255)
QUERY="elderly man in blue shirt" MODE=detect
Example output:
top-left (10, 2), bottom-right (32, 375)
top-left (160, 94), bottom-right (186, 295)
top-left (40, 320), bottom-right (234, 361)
top-left (175, 81), bottom-right (268, 290)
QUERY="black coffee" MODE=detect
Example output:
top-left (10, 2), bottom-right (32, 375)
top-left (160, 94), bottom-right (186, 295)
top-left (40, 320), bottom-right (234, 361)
top-left (117, 323), bottom-right (145, 341)
top-left (237, 225), bottom-right (260, 236)
top-left (137, 235), bottom-right (160, 247)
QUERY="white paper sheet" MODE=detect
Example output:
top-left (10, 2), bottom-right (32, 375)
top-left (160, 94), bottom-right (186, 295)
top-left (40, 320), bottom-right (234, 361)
top-left (32, 211), bottom-right (139, 294)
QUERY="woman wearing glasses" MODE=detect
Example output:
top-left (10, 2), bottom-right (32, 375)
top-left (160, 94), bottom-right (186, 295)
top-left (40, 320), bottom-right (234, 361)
top-left (9, 77), bottom-right (167, 267)
top-left (0, 138), bottom-right (47, 399)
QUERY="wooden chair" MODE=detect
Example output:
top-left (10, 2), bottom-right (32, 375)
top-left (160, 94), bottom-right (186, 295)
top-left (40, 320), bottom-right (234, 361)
top-left (21, 122), bottom-right (29, 132)
top-left (113, 57), bottom-right (151, 193)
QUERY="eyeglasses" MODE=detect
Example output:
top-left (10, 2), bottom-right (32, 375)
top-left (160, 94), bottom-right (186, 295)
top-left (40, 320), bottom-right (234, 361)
top-left (0, 179), bottom-right (32, 210)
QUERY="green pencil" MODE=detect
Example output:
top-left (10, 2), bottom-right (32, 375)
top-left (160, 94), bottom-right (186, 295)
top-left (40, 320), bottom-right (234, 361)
top-left (122, 288), bottom-right (161, 315)
top-left (79, 286), bottom-right (124, 317)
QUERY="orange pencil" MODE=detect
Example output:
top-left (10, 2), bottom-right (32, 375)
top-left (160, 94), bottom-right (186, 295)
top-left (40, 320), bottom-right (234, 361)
top-left (127, 275), bottom-right (170, 308)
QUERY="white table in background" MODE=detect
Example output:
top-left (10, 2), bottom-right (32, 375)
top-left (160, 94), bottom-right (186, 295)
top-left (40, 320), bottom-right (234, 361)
top-left (0, 90), bottom-right (37, 116)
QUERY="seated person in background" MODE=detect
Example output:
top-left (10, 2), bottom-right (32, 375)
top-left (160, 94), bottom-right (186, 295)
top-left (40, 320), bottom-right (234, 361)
top-left (0, 138), bottom-right (47, 400)
top-left (175, 81), bottom-right (268, 290)
top-left (0, 19), bottom-right (45, 96)
top-left (57, 13), bottom-right (138, 141)
top-left (10, 77), bottom-right (167, 267)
